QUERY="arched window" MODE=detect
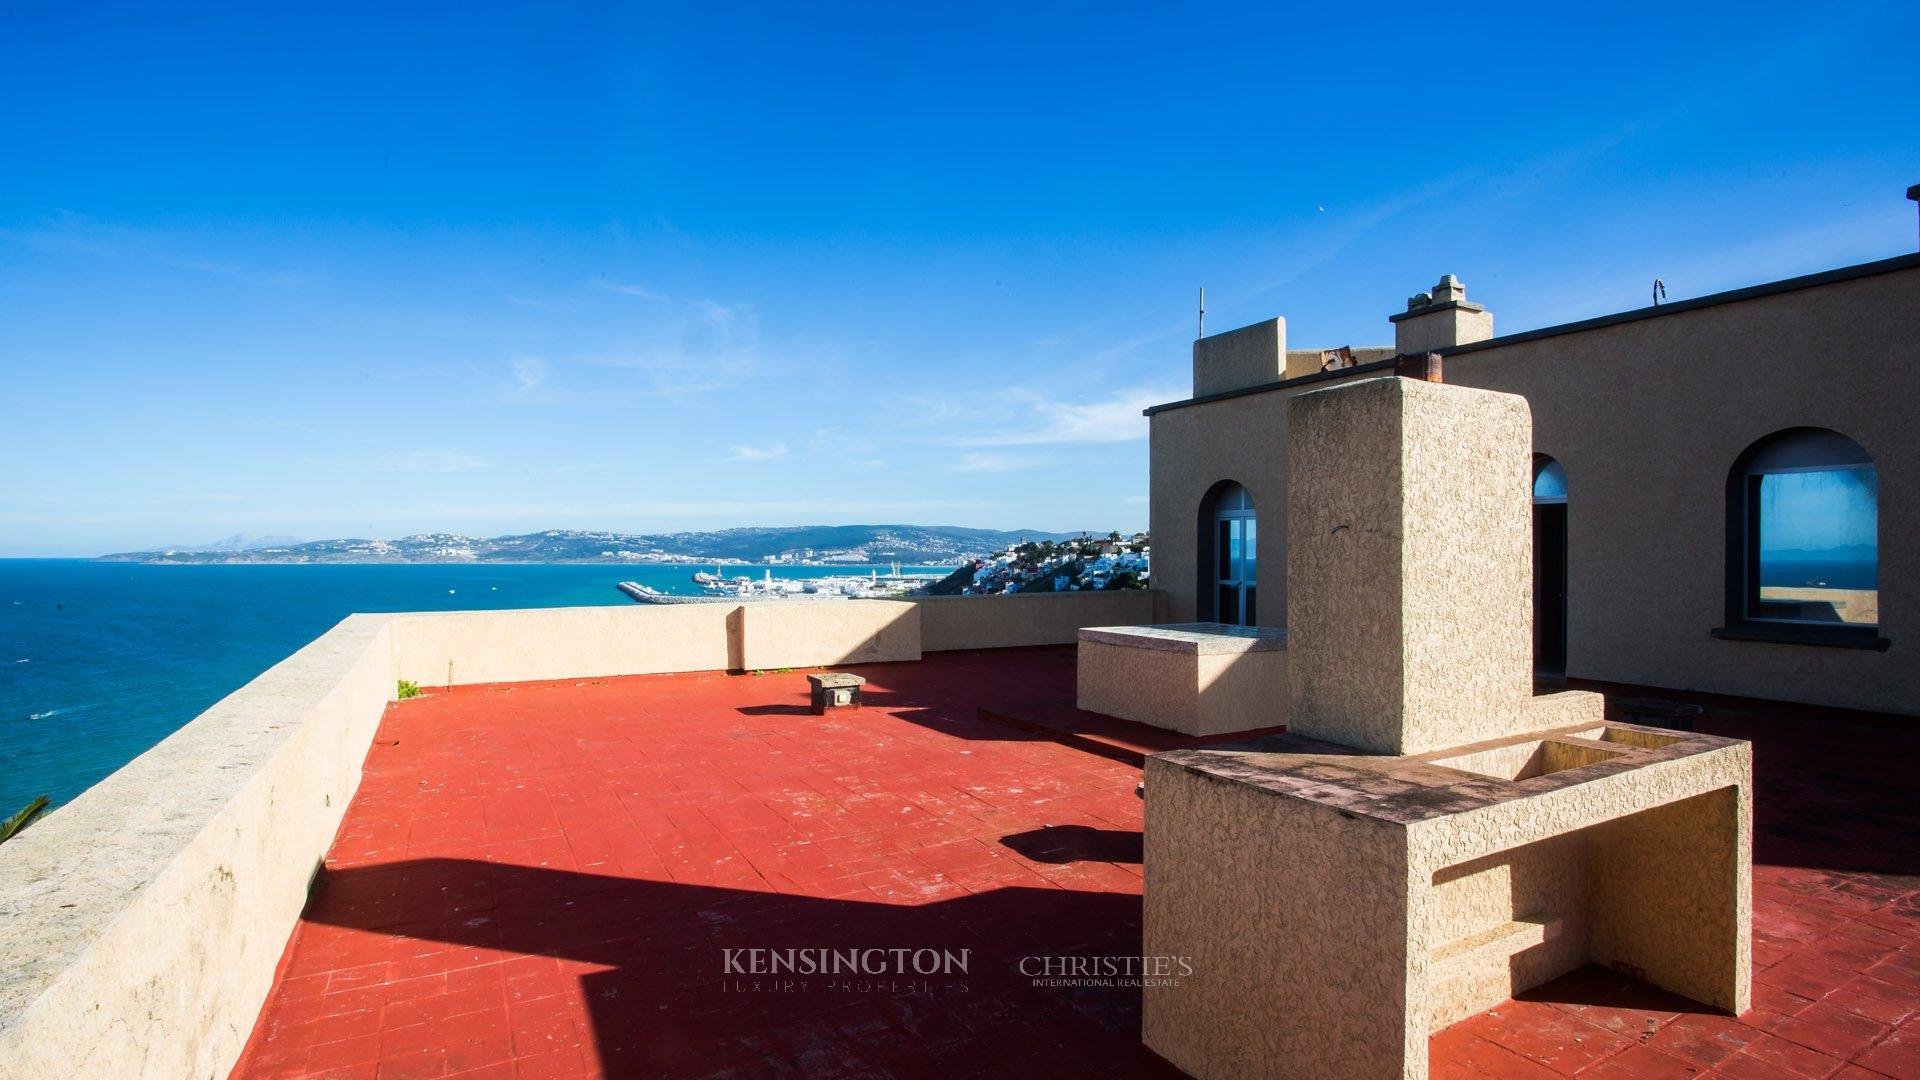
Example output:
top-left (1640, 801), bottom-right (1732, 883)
top-left (1532, 456), bottom-right (1568, 673)
top-left (1198, 482), bottom-right (1257, 626)
top-left (1533, 458), bottom-right (1568, 504)
top-left (1720, 428), bottom-right (1883, 646)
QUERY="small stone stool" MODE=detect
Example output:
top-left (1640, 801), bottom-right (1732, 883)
top-left (808, 672), bottom-right (866, 714)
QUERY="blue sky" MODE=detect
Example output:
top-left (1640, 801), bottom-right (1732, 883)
top-left (1, 2), bottom-right (1915, 556)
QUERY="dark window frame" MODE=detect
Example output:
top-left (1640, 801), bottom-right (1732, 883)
top-left (1532, 455), bottom-right (1570, 674)
top-left (1715, 428), bottom-right (1888, 651)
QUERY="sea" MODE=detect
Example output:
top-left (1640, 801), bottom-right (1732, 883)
top-left (0, 559), bottom-right (950, 815)
top-left (1759, 558), bottom-right (1877, 590)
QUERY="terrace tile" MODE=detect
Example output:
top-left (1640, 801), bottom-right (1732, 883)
top-left (232, 647), bottom-right (1920, 1078)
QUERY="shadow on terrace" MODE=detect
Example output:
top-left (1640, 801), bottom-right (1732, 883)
top-left (296, 859), bottom-right (1169, 1076)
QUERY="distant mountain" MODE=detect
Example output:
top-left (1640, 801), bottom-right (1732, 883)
top-left (98, 525), bottom-right (1085, 566)
top-left (1762, 544), bottom-right (1877, 562)
top-left (164, 533), bottom-right (306, 553)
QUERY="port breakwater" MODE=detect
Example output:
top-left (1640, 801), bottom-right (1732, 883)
top-left (617, 582), bottom-right (742, 604)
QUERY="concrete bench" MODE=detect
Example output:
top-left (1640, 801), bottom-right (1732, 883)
top-left (1076, 623), bottom-right (1287, 736)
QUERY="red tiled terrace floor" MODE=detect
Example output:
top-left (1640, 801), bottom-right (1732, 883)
top-left (233, 647), bottom-right (1920, 1079)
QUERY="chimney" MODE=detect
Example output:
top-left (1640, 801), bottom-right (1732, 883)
top-left (1389, 274), bottom-right (1493, 355)
top-left (1192, 317), bottom-right (1285, 397)
top-left (1907, 183), bottom-right (1919, 250)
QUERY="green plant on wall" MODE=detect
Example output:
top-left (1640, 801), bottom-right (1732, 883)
top-left (0, 795), bottom-right (50, 844)
top-left (397, 679), bottom-right (422, 699)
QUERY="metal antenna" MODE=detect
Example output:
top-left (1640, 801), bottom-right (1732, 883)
top-left (1907, 183), bottom-right (1919, 250)
top-left (1652, 279), bottom-right (1667, 306)
top-left (1197, 287), bottom-right (1206, 339)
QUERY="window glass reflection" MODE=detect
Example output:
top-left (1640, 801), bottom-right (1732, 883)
top-left (1754, 467), bottom-right (1878, 626)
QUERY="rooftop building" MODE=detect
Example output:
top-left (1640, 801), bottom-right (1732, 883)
top-left (1152, 247), bottom-right (1918, 713)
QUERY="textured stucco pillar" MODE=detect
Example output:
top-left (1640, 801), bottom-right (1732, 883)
top-left (1286, 376), bottom-right (1535, 754)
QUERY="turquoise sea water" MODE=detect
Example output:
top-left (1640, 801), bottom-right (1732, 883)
top-left (0, 559), bottom-right (948, 814)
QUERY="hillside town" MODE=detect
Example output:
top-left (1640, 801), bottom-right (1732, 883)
top-left (925, 532), bottom-right (1150, 595)
top-left (97, 525), bottom-right (1084, 567)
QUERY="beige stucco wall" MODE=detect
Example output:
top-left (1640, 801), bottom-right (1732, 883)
top-left (391, 594), bottom-right (1150, 687)
top-left (0, 615), bottom-right (397, 1080)
top-left (739, 600), bottom-right (921, 670)
top-left (389, 603), bottom-right (739, 685)
top-left (915, 590), bottom-right (1153, 652)
top-left (1149, 260), bottom-right (1920, 714)
top-left (1193, 317), bottom-right (1285, 397)
top-left (1148, 382), bottom-right (1317, 629)
top-left (1446, 263), bottom-right (1918, 713)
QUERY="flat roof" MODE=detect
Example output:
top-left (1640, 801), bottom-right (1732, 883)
top-left (1145, 250), bottom-right (1920, 417)
top-left (229, 647), bottom-right (1920, 1077)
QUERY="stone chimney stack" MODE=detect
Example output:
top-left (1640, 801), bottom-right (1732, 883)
top-left (1284, 376), bottom-right (1534, 754)
top-left (1389, 274), bottom-right (1493, 355)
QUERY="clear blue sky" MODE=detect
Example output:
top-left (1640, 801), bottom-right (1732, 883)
top-left (2, 2), bottom-right (1915, 556)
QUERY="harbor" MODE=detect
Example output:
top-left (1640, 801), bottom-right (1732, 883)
top-left (618, 564), bottom-right (946, 604)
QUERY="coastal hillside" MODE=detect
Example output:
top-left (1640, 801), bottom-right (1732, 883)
top-left (97, 525), bottom-right (1086, 566)
top-left (923, 533), bottom-right (1150, 595)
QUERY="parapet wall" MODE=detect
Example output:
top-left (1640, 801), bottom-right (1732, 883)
top-left (916, 590), bottom-right (1153, 652)
top-left (0, 615), bottom-right (398, 1080)
top-left (739, 600), bottom-right (922, 670)
top-left (388, 603), bottom-right (741, 685)
top-left (0, 590), bottom-right (1148, 1079)
top-left (389, 591), bottom-right (1151, 686)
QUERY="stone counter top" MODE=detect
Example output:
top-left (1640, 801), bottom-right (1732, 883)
top-left (1079, 622), bottom-right (1287, 655)
top-left (1149, 718), bottom-right (1746, 827)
